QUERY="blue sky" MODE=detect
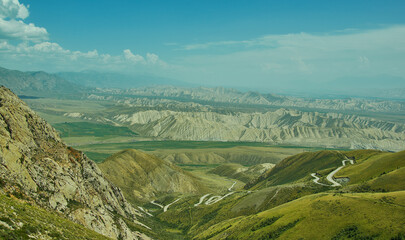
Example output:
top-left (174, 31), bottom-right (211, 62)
top-left (1, 0), bottom-right (405, 92)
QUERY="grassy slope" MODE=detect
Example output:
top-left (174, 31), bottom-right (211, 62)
top-left (98, 149), bottom-right (207, 204)
top-left (367, 167), bottom-right (405, 192)
top-left (208, 164), bottom-right (251, 182)
top-left (158, 149), bottom-right (405, 239)
top-left (195, 191), bottom-right (405, 240)
top-left (208, 163), bottom-right (275, 183)
top-left (79, 142), bottom-right (308, 163)
top-left (0, 194), bottom-right (110, 240)
top-left (248, 150), bottom-right (347, 189)
top-left (337, 150), bottom-right (405, 184)
top-left (247, 149), bottom-right (390, 190)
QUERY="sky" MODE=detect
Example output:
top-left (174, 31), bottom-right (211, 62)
top-left (1, 0), bottom-right (405, 92)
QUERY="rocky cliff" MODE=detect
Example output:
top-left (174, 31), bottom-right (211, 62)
top-left (0, 87), bottom-right (150, 240)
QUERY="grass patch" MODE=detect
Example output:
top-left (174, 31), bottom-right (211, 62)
top-left (332, 225), bottom-right (377, 240)
top-left (54, 121), bottom-right (137, 138)
top-left (79, 140), bottom-right (274, 152)
top-left (194, 191), bottom-right (405, 240)
top-left (0, 193), bottom-right (109, 239)
top-left (251, 216), bottom-right (281, 231)
top-left (83, 151), bottom-right (111, 163)
top-left (259, 219), bottom-right (300, 240)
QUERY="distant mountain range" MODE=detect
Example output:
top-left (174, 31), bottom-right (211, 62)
top-left (0, 67), bottom-right (86, 96)
top-left (0, 66), bottom-right (191, 96)
top-left (56, 71), bottom-right (192, 89)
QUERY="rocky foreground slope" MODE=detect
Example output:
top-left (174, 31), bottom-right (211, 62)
top-left (0, 87), bottom-right (150, 240)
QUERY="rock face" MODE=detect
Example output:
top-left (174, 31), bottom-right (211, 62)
top-left (0, 87), bottom-right (150, 240)
top-left (98, 149), bottom-right (207, 204)
top-left (112, 109), bottom-right (405, 152)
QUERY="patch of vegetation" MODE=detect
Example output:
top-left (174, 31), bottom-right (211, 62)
top-left (54, 121), bottom-right (137, 138)
top-left (198, 207), bottom-right (220, 227)
top-left (332, 225), bottom-right (376, 240)
top-left (0, 193), bottom-right (109, 239)
top-left (67, 199), bottom-right (84, 211)
top-left (80, 140), bottom-right (274, 152)
top-left (336, 150), bottom-right (405, 186)
top-left (204, 224), bottom-right (232, 239)
top-left (251, 216), bottom-right (281, 231)
top-left (246, 150), bottom-right (347, 189)
top-left (194, 191), bottom-right (405, 240)
top-left (83, 151), bottom-right (111, 163)
top-left (259, 219), bottom-right (300, 240)
top-left (391, 233), bottom-right (405, 240)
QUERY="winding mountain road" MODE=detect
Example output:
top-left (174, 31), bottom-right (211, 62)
top-left (163, 198), bottom-right (182, 212)
top-left (310, 173), bottom-right (330, 186)
top-left (205, 192), bottom-right (234, 205)
top-left (228, 181), bottom-right (237, 191)
top-left (311, 157), bottom-right (354, 187)
top-left (150, 181), bottom-right (238, 213)
top-left (194, 194), bottom-right (211, 207)
top-left (150, 198), bottom-right (183, 212)
top-left (150, 200), bottom-right (164, 209)
top-left (194, 181), bottom-right (237, 207)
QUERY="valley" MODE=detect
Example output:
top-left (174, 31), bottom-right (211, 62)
top-left (1, 67), bottom-right (405, 239)
top-left (1, 0), bottom-right (405, 238)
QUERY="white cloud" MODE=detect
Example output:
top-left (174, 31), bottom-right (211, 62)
top-left (0, 0), bottom-right (48, 41)
top-left (0, 1), bottom-right (169, 75)
top-left (0, 41), bottom-right (168, 74)
top-left (182, 40), bottom-right (251, 50)
top-left (27, 41), bottom-right (67, 53)
top-left (123, 49), bottom-right (145, 63)
top-left (170, 26), bottom-right (405, 89)
top-left (146, 53), bottom-right (159, 64)
top-left (0, 0), bottom-right (29, 19)
top-left (0, 19), bottom-right (48, 42)
top-left (182, 26), bottom-right (405, 53)
top-left (0, 39), bottom-right (11, 51)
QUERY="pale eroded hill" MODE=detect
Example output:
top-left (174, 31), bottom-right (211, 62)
top-left (110, 109), bottom-right (405, 151)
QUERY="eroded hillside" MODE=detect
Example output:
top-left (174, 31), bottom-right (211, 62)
top-left (104, 109), bottom-right (405, 151)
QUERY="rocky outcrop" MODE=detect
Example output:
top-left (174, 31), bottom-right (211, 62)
top-left (0, 87), bottom-right (150, 240)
